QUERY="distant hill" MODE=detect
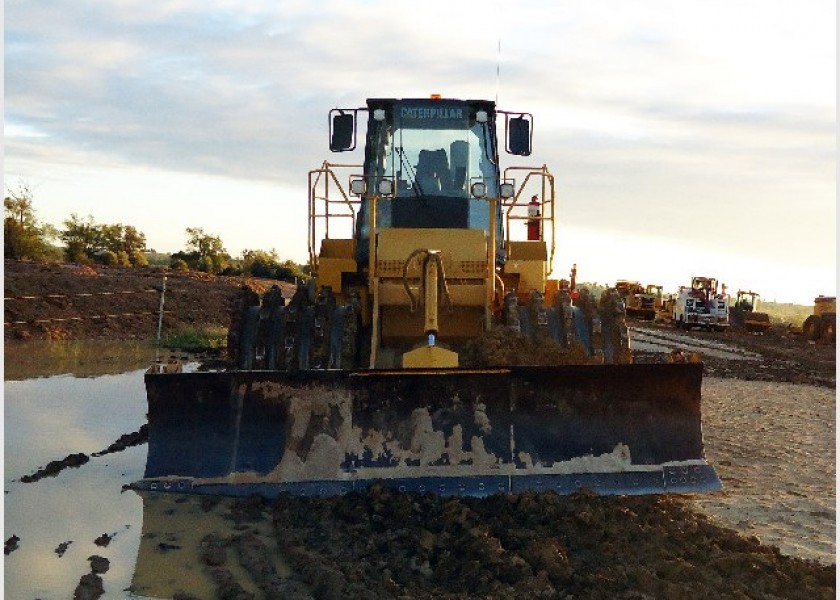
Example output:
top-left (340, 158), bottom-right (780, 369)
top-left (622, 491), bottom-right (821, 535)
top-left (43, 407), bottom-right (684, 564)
top-left (760, 301), bottom-right (814, 326)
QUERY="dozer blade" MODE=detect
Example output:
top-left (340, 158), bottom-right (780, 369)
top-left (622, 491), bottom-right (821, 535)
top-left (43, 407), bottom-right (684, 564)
top-left (137, 363), bottom-right (720, 497)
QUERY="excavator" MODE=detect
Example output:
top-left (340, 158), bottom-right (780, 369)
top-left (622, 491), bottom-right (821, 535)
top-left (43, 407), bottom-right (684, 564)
top-left (138, 96), bottom-right (720, 497)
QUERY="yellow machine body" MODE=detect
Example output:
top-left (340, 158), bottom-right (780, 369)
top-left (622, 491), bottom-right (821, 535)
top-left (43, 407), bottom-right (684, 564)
top-left (804, 296), bottom-right (836, 342)
top-left (139, 97), bottom-right (720, 499)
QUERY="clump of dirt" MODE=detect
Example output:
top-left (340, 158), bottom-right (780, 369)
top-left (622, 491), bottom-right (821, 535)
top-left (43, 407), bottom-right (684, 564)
top-left (19, 426), bottom-right (151, 484)
top-left (4, 535), bottom-right (20, 555)
top-left (19, 452), bottom-right (90, 483)
top-left (227, 494), bottom-right (271, 525)
top-left (73, 572), bottom-right (104, 600)
top-left (55, 541), bottom-right (73, 557)
top-left (267, 487), bottom-right (834, 599)
top-left (460, 328), bottom-right (592, 367)
top-left (199, 534), bottom-right (228, 567)
top-left (88, 555), bottom-right (110, 574)
top-left (198, 531), bottom-right (312, 599)
top-left (91, 425), bottom-right (149, 457)
top-left (72, 555), bottom-right (110, 600)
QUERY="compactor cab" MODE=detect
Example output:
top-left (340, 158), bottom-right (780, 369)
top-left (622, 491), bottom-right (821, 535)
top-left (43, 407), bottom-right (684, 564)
top-left (139, 96), bottom-right (721, 499)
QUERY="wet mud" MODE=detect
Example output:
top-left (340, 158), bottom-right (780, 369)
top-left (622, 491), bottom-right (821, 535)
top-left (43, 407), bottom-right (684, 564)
top-left (18, 425), bottom-right (148, 483)
top-left (131, 488), bottom-right (834, 600)
top-left (19, 452), bottom-right (90, 483)
top-left (4, 535), bottom-right (21, 555)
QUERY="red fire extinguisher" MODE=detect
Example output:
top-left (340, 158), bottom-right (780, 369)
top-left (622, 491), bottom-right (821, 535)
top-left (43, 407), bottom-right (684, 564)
top-left (527, 195), bottom-right (541, 241)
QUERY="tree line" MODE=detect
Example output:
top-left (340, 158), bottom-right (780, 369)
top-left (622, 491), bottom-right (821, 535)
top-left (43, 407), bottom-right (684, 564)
top-left (3, 184), bottom-right (307, 282)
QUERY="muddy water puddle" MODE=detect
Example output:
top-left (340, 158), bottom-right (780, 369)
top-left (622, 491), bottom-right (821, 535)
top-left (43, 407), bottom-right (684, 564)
top-left (4, 341), bottom-right (226, 599)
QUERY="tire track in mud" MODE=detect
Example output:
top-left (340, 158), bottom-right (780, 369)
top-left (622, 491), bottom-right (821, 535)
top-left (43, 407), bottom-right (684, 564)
top-left (630, 326), bottom-right (762, 361)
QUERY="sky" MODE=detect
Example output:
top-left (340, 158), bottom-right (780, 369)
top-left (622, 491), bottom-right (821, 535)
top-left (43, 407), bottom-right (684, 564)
top-left (4, 0), bottom-right (836, 305)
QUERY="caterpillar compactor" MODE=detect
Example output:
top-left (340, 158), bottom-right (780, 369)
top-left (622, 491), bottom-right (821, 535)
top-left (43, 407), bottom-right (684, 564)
top-left (140, 97), bottom-right (720, 497)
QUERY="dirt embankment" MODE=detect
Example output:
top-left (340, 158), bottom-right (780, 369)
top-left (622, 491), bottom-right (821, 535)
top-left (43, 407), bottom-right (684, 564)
top-left (3, 259), bottom-right (281, 343)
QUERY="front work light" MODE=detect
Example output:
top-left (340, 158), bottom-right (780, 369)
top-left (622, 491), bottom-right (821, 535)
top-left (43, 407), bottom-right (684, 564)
top-left (500, 182), bottom-right (515, 199)
top-left (350, 179), bottom-right (366, 196)
top-left (471, 182), bottom-right (487, 198)
top-left (378, 179), bottom-right (395, 197)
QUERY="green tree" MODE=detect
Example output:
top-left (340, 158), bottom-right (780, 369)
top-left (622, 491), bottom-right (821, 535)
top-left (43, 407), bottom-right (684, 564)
top-left (242, 248), bottom-right (280, 278)
top-left (131, 250), bottom-right (149, 268)
top-left (183, 228), bottom-right (229, 274)
top-left (239, 249), bottom-right (307, 282)
top-left (98, 223), bottom-right (125, 253)
top-left (96, 223), bottom-right (146, 266)
top-left (186, 227), bottom-right (224, 258)
top-left (3, 183), bottom-right (58, 261)
top-left (170, 258), bottom-right (189, 271)
top-left (60, 215), bottom-right (147, 266)
top-left (276, 259), bottom-right (308, 283)
top-left (123, 226), bottom-right (147, 264)
top-left (60, 214), bottom-right (100, 263)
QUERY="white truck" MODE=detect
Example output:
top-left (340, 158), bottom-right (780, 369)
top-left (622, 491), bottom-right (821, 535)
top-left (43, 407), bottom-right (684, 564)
top-left (673, 277), bottom-right (729, 331)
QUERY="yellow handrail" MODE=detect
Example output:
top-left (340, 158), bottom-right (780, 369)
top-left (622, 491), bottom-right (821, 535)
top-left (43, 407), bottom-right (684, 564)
top-left (307, 160), bottom-right (363, 272)
top-left (501, 165), bottom-right (556, 277)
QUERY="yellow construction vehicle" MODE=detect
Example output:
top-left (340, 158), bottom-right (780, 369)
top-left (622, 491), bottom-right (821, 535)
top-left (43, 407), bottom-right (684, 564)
top-left (647, 284), bottom-right (664, 310)
top-left (615, 280), bottom-right (658, 320)
top-left (803, 296), bottom-right (836, 342)
top-left (140, 97), bottom-right (719, 498)
top-left (730, 290), bottom-right (771, 333)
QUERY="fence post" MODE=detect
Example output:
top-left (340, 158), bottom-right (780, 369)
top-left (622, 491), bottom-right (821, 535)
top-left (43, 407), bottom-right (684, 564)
top-left (155, 275), bottom-right (167, 359)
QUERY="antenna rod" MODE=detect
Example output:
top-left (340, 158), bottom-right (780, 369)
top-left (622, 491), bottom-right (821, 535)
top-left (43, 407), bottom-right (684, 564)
top-left (496, 38), bottom-right (501, 104)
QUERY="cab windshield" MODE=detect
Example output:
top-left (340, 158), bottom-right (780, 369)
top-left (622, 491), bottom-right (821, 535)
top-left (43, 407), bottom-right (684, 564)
top-left (364, 99), bottom-right (500, 232)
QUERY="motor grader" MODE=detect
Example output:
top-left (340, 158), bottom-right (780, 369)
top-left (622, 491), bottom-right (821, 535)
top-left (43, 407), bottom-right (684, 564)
top-left (140, 97), bottom-right (720, 498)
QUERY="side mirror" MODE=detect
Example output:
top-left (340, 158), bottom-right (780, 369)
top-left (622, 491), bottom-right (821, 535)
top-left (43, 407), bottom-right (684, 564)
top-left (507, 115), bottom-right (532, 156)
top-left (330, 111), bottom-right (355, 152)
